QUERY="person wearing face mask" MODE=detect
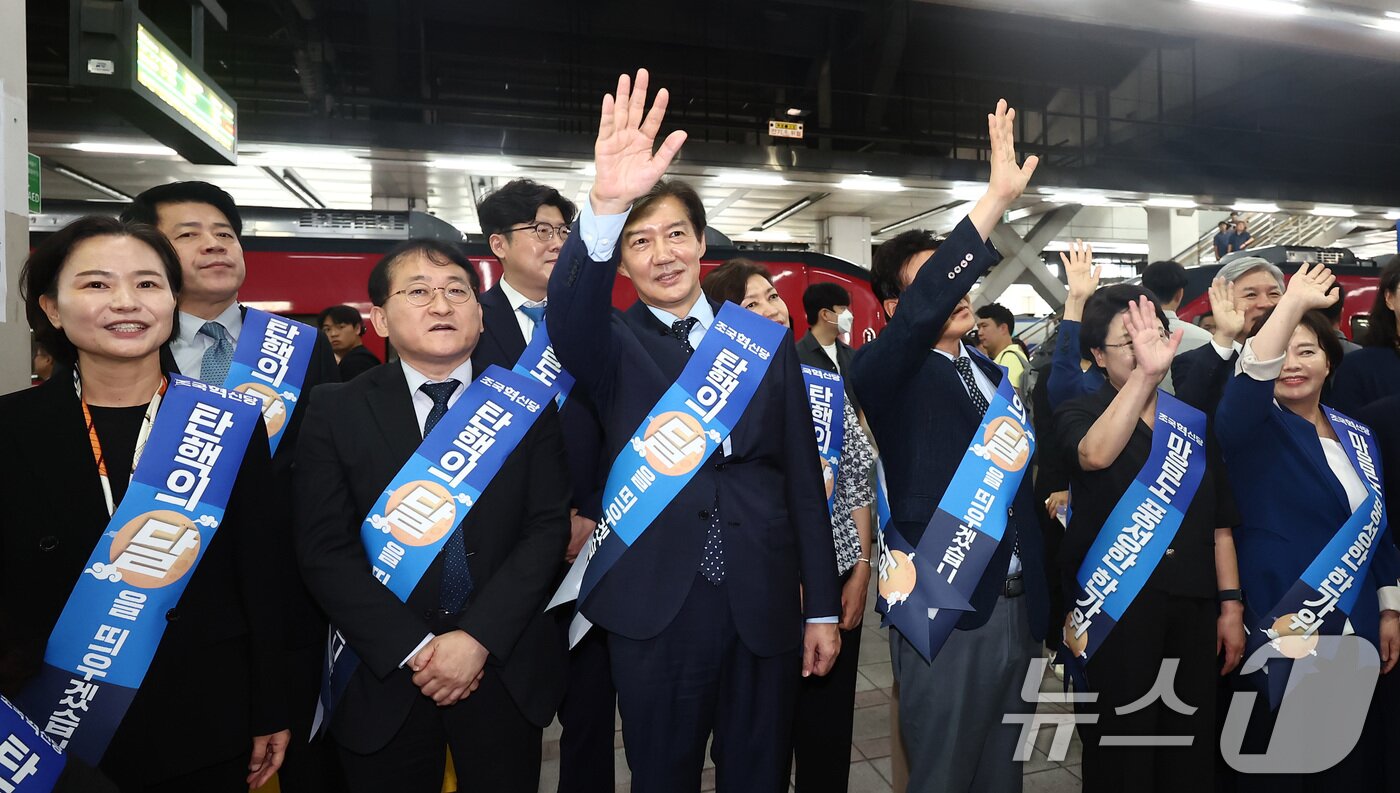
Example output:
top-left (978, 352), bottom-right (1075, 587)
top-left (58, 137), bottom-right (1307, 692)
top-left (1170, 257), bottom-right (1284, 416)
top-left (798, 281), bottom-right (861, 416)
top-left (703, 260), bottom-right (876, 793)
top-left (1215, 263), bottom-right (1400, 791)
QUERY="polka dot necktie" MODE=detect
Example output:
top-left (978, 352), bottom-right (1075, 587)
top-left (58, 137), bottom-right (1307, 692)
top-left (198, 321), bottom-right (234, 384)
top-left (519, 303), bottom-right (547, 336)
top-left (421, 380), bottom-right (474, 612)
top-left (671, 317), bottom-right (699, 354)
top-left (668, 316), bottom-right (724, 583)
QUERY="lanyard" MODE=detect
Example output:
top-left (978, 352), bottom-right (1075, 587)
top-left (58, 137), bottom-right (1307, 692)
top-left (73, 369), bottom-right (168, 517)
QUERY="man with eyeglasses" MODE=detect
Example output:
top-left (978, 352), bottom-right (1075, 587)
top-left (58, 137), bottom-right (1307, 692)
top-left (295, 239), bottom-right (571, 792)
top-left (473, 179), bottom-right (612, 793)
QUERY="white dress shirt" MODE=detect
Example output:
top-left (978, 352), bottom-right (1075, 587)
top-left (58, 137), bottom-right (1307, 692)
top-left (171, 301), bottom-right (243, 379)
top-left (497, 276), bottom-right (547, 345)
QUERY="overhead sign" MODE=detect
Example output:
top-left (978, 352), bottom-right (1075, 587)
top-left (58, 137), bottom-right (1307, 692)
top-left (133, 24), bottom-right (237, 162)
top-left (768, 120), bottom-right (804, 140)
top-left (28, 154), bottom-right (41, 214)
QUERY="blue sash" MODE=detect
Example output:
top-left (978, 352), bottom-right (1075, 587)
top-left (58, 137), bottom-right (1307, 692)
top-left (512, 322), bottom-right (575, 408)
top-left (1247, 407), bottom-right (1387, 707)
top-left (1062, 391), bottom-right (1208, 677)
top-left (0, 696), bottom-right (65, 793)
top-left (314, 366), bottom-right (554, 734)
top-left (801, 365), bottom-right (845, 515)
top-left (875, 373), bottom-right (1034, 662)
top-left (548, 304), bottom-right (786, 646)
top-left (16, 378), bottom-right (263, 765)
top-left (222, 308), bottom-right (317, 454)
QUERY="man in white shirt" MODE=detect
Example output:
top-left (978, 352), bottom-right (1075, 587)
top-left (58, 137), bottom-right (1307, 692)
top-left (1171, 256), bottom-right (1284, 414)
top-left (797, 281), bottom-right (861, 414)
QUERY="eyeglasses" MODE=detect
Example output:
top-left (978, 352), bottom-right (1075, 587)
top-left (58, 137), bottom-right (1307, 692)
top-left (388, 285), bottom-right (476, 306)
top-left (1103, 331), bottom-right (1170, 350)
top-left (507, 222), bottom-right (572, 243)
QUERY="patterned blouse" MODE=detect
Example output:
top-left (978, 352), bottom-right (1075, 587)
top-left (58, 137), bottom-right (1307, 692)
top-left (831, 400), bottom-right (876, 575)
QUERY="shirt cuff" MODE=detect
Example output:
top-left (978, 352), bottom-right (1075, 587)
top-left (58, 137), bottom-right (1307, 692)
top-left (400, 633), bottom-right (435, 668)
top-left (806, 616), bottom-right (839, 624)
top-left (579, 201), bottom-right (630, 262)
top-left (1379, 586), bottom-right (1400, 614)
top-left (1211, 338), bottom-right (1239, 360)
top-left (1235, 337), bottom-right (1286, 382)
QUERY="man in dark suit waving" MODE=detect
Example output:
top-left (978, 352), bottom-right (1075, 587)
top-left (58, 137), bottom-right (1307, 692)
top-left (546, 70), bottom-right (841, 792)
top-left (850, 100), bottom-right (1048, 793)
top-left (294, 240), bottom-right (571, 792)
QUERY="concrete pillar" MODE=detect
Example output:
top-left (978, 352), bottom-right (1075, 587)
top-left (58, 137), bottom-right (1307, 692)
top-left (821, 216), bottom-right (872, 268)
top-left (0, 0), bottom-right (30, 391)
top-left (1145, 207), bottom-right (1199, 263)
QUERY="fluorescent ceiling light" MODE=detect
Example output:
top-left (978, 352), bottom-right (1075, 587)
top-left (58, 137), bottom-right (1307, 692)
top-left (1145, 196), bottom-right (1198, 209)
top-left (1192, 0), bottom-right (1306, 16)
top-left (1365, 19), bottom-right (1400, 32)
top-left (713, 170), bottom-right (790, 187)
top-left (48, 163), bottom-right (133, 201)
top-left (948, 183), bottom-right (986, 201)
top-left (245, 147), bottom-right (365, 167)
top-left (785, 108), bottom-right (804, 117)
top-left (1047, 191), bottom-right (1116, 207)
top-left (71, 141), bottom-right (177, 156)
top-left (751, 193), bottom-right (830, 231)
top-left (1043, 240), bottom-right (1150, 255)
top-left (1387, 10), bottom-right (1400, 19)
top-left (429, 157), bottom-right (520, 173)
top-left (876, 201), bottom-right (972, 235)
top-left (837, 175), bottom-right (904, 192)
top-left (1311, 206), bottom-right (1356, 218)
top-left (578, 164), bottom-right (596, 176)
top-left (1383, 210), bottom-right (1400, 220)
top-left (1233, 201), bottom-right (1281, 213)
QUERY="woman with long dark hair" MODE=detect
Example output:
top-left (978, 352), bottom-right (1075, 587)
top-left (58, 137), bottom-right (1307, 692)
top-left (1332, 257), bottom-right (1400, 413)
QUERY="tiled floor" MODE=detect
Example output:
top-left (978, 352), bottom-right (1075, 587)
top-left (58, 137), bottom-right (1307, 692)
top-left (537, 584), bottom-right (1084, 792)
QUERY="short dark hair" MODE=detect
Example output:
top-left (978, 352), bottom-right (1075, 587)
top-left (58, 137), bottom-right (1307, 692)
top-left (1365, 258), bottom-right (1400, 349)
top-left (1079, 284), bottom-right (1172, 362)
top-left (317, 304), bottom-right (365, 331)
top-left (120, 181), bottom-right (243, 235)
top-left (1320, 282), bottom-right (1347, 324)
top-left (702, 258), bottom-right (771, 307)
top-left (368, 240), bottom-right (480, 307)
top-left (1141, 260), bottom-right (1188, 305)
top-left (626, 180), bottom-right (706, 237)
top-left (975, 302), bottom-right (1015, 334)
top-left (802, 282), bottom-right (851, 325)
top-left (1219, 221), bottom-right (1229, 229)
top-left (21, 216), bottom-right (183, 365)
top-left (476, 178), bottom-right (578, 237)
top-left (871, 229), bottom-right (941, 309)
top-left (1249, 307), bottom-right (1344, 374)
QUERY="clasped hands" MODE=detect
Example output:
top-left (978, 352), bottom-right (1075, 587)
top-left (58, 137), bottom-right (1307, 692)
top-left (410, 630), bottom-right (490, 707)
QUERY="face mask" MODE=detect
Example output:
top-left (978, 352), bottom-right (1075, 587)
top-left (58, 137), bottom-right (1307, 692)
top-left (834, 310), bottom-right (855, 335)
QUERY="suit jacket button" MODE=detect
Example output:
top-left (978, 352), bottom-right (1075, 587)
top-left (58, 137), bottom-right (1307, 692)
top-left (699, 510), bottom-right (711, 520)
top-left (38, 535), bottom-right (58, 551)
top-left (165, 609), bottom-right (179, 622)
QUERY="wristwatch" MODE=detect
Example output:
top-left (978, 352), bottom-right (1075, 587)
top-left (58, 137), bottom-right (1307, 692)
top-left (1217, 588), bottom-right (1244, 604)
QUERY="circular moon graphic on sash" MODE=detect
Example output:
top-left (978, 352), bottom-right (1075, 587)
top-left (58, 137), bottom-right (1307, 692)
top-left (1062, 613), bottom-right (1089, 657)
top-left (109, 510), bottom-right (201, 589)
top-left (1271, 614), bottom-right (1320, 659)
top-left (879, 549), bottom-right (917, 607)
top-left (641, 411), bottom-right (708, 476)
top-left (234, 382), bottom-right (289, 438)
top-left (384, 480), bottom-right (457, 547)
top-left (821, 457), bottom-right (835, 500)
top-left (982, 417), bottom-right (1031, 472)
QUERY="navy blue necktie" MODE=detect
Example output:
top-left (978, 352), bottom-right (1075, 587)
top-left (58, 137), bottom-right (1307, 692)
top-left (518, 303), bottom-right (547, 332)
top-left (668, 316), bottom-right (724, 582)
top-left (421, 381), bottom-right (474, 611)
top-left (671, 317), bottom-right (698, 354)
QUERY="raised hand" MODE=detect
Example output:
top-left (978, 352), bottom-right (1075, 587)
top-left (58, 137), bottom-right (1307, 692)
top-left (986, 98), bottom-right (1040, 205)
top-left (590, 69), bottom-right (689, 216)
top-left (1281, 261), bottom-right (1339, 312)
top-left (1208, 276), bottom-right (1246, 344)
top-left (1060, 240), bottom-right (1100, 304)
top-left (1124, 295), bottom-right (1181, 382)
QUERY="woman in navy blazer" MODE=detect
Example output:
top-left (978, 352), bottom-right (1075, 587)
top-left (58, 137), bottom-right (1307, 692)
top-left (1216, 263), bottom-right (1400, 790)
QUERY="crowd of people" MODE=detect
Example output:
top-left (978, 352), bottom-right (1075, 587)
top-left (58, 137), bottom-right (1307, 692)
top-left (1, 68), bottom-right (1399, 793)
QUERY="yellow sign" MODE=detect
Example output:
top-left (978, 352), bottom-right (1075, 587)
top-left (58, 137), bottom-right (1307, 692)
top-left (768, 120), bottom-right (804, 139)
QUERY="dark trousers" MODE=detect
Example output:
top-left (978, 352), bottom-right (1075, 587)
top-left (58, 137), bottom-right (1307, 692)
top-left (277, 643), bottom-right (346, 793)
top-left (1076, 589), bottom-right (1217, 793)
top-left (335, 669), bottom-right (541, 793)
top-left (792, 619), bottom-right (863, 791)
top-left (609, 574), bottom-right (801, 793)
top-left (557, 626), bottom-right (616, 793)
top-left (128, 755), bottom-right (248, 793)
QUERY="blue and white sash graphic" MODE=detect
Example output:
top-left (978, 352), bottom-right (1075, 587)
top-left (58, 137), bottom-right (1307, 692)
top-left (1062, 391), bottom-right (1208, 677)
top-left (512, 322), bottom-right (575, 408)
top-left (801, 365), bottom-right (845, 515)
top-left (0, 696), bottom-right (65, 793)
top-left (314, 366), bottom-right (553, 734)
top-left (1246, 407), bottom-right (1387, 708)
top-left (221, 308), bottom-right (317, 454)
top-left (875, 374), bottom-right (1034, 662)
top-left (548, 304), bottom-right (786, 647)
top-left (16, 378), bottom-right (263, 765)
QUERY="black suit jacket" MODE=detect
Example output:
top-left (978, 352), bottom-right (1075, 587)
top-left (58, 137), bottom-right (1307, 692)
top-left (293, 362), bottom-right (571, 753)
top-left (337, 345), bottom-right (380, 381)
top-left (1360, 395), bottom-right (1400, 552)
top-left (1170, 342), bottom-right (1235, 416)
top-left (796, 331), bottom-right (861, 416)
top-left (547, 234), bottom-right (840, 657)
top-left (849, 217), bottom-right (1049, 641)
top-left (0, 371), bottom-right (286, 788)
top-left (471, 282), bottom-right (606, 521)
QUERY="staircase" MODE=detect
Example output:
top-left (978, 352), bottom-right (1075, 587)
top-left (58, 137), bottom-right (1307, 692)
top-left (1172, 212), bottom-right (1345, 265)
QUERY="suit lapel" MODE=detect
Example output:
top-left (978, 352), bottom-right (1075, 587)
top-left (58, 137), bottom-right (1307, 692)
top-left (624, 301), bottom-right (689, 382)
top-left (478, 285), bottom-right (526, 365)
top-left (365, 364), bottom-right (424, 463)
